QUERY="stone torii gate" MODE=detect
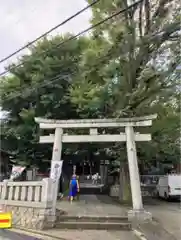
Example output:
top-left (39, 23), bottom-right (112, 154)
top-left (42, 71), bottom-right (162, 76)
top-left (35, 114), bottom-right (157, 219)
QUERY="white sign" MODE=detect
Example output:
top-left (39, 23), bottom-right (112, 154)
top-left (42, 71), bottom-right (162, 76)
top-left (10, 166), bottom-right (26, 180)
top-left (50, 160), bottom-right (63, 181)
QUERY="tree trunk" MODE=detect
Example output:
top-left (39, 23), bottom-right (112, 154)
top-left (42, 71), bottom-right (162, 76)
top-left (119, 162), bottom-right (132, 203)
top-left (119, 163), bottom-right (124, 200)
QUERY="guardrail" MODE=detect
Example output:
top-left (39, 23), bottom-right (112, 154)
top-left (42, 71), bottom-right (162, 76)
top-left (0, 178), bottom-right (53, 208)
top-left (109, 175), bottom-right (164, 198)
top-left (140, 175), bottom-right (163, 185)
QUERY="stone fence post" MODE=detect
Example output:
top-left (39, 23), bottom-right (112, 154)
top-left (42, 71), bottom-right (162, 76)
top-left (41, 178), bottom-right (54, 206)
top-left (1, 180), bottom-right (9, 200)
top-left (40, 178), bottom-right (56, 228)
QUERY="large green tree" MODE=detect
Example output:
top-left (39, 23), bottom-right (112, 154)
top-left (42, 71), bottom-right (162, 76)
top-left (0, 35), bottom-right (88, 166)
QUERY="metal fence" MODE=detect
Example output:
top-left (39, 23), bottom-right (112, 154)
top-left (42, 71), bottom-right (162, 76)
top-left (140, 175), bottom-right (163, 186)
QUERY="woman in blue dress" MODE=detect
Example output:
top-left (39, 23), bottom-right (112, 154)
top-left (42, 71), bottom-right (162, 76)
top-left (69, 174), bottom-right (79, 202)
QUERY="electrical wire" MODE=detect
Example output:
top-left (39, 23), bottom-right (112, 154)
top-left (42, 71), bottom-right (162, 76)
top-left (0, 0), bottom-right (143, 77)
top-left (0, 0), bottom-right (100, 65)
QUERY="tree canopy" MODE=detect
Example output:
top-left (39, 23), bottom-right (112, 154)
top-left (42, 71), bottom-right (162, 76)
top-left (0, 0), bottom-right (180, 170)
top-left (70, 0), bottom-right (180, 117)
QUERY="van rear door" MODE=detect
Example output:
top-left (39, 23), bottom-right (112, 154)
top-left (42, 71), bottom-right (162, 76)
top-left (168, 175), bottom-right (181, 196)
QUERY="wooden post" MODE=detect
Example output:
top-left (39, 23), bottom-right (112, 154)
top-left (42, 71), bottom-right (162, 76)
top-left (125, 126), bottom-right (143, 210)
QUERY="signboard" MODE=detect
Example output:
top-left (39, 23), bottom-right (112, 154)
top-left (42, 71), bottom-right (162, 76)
top-left (50, 161), bottom-right (63, 182)
top-left (0, 212), bottom-right (12, 228)
top-left (10, 166), bottom-right (26, 180)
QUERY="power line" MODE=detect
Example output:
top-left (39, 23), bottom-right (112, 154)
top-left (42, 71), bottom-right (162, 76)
top-left (0, 0), bottom-right (143, 77)
top-left (0, 0), bottom-right (100, 65)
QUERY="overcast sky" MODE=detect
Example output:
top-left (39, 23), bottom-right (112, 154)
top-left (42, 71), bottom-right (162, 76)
top-left (0, 0), bottom-right (91, 118)
top-left (0, 0), bottom-right (91, 72)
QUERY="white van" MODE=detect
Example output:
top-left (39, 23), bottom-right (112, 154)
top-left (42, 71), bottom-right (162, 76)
top-left (156, 174), bottom-right (181, 200)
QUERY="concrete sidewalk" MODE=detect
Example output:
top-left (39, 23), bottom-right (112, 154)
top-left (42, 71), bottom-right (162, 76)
top-left (10, 223), bottom-right (179, 240)
top-left (8, 228), bottom-right (139, 240)
top-left (56, 195), bottom-right (127, 217)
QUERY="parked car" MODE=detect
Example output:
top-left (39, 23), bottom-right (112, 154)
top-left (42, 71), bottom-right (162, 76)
top-left (156, 174), bottom-right (181, 200)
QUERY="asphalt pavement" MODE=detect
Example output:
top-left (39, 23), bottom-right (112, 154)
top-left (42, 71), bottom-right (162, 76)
top-left (147, 199), bottom-right (181, 240)
top-left (0, 230), bottom-right (41, 240)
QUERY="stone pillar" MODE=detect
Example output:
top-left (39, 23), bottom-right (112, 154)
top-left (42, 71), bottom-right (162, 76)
top-left (104, 161), bottom-right (109, 185)
top-left (100, 160), bottom-right (108, 186)
top-left (125, 126), bottom-right (151, 222)
top-left (125, 126), bottom-right (143, 210)
top-left (40, 178), bottom-right (56, 228)
top-left (50, 128), bottom-right (63, 215)
top-left (51, 128), bottom-right (63, 164)
top-left (100, 161), bottom-right (105, 185)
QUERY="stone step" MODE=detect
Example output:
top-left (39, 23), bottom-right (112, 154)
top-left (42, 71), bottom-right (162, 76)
top-left (55, 221), bottom-right (131, 230)
top-left (57, 215), bottom-right (128, 223)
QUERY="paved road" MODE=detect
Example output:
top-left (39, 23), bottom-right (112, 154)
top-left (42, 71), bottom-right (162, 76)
top-left (144, 198), bottom-right (181, 240)
top-left (0, 230), bottom-right (41, 240)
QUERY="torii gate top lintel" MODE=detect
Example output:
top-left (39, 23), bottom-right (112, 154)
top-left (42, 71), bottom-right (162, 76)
top-left (34, 114), bottom-right (157, 129)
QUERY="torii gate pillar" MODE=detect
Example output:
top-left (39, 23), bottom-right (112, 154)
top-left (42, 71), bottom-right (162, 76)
top-left (126, 126), bottom-right (143, 210)
top-left (51, 128), bottom-right (63, 167)
top-left (50, 128), bottom-right (63, 215)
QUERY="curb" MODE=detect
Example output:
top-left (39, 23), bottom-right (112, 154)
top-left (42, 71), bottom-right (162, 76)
top-left (8, 227), bottom-right (67, 240)
top-left (133, 229), bottom-right (148, 240)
